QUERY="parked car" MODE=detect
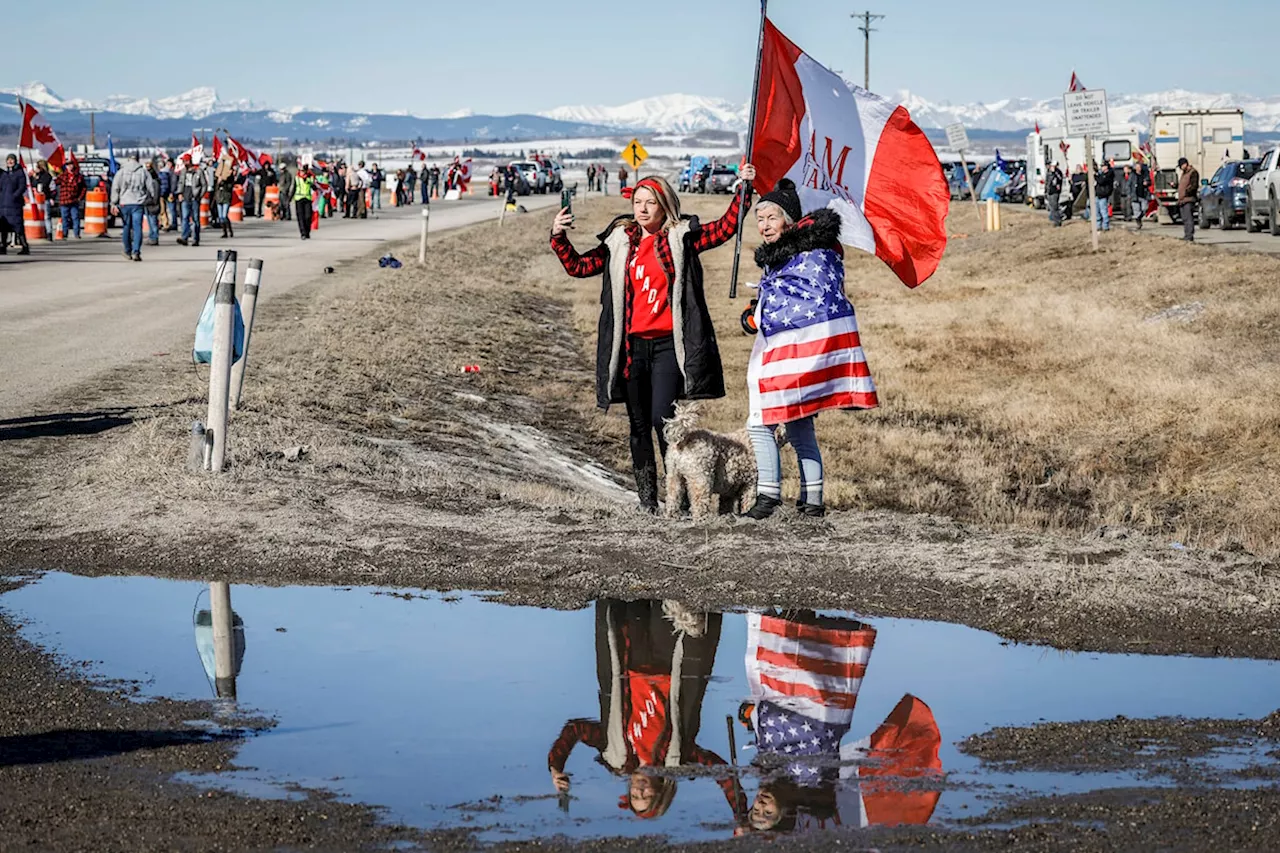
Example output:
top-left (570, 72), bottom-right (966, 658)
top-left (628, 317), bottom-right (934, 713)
top-left (1246, 148), bottom-right (1280, 235)
top-left (1199, 159), bottom-right (1259, 230)
top-left (706, 166), bottom-right (739, 194)
top-left (510, 161), bottom-right (545, 194)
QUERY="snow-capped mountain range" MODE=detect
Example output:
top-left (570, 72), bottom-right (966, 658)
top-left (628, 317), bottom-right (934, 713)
top-left (8, 81), bottom-right (1280, 140)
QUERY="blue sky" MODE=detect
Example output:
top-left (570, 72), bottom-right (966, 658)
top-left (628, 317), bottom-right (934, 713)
top-left (3, 0), bottom-right (1273, 115)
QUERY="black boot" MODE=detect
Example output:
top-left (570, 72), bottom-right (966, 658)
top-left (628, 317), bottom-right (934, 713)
top-left (795, 500), bottom-right (826, 518)
top-left (227, 220), bottom-right (233, 238)
top-left (742, 493), bottom-right (782, 520)
top-left (634, 464), bottom-right (659, 514)
top-left (220, 220), bottom-right (228, 238)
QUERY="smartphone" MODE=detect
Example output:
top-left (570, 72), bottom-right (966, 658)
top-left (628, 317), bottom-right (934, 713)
top-left (560, 188), bottom-right (572, 214)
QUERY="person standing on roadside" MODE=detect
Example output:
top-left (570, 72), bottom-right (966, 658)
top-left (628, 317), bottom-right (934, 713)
top-left (0, 154), bottom-right (31, 255)
top-left (144, 159), bottom-right (162, 245)
top-left (1045, 162), bottom-right (1064, 227)
top-left (175, 154), bottom-right (207, 246)
top-left (1119, 165), bottom-right (1134, 222)
top-left (213, 153), bottom-right (236, 239)
top-left (1177, 157), bottom-right (1199, 242)
top-left (109, 152), bottom-right (156, 261)
top-left (1132, 157), bottom-right (1150, 229)
top-left (294, 162), bottom-right (315, 240)
top-left (618, 165), bottom-right (629, 194)
top-left (1093, 161), bottom-right (1114, 232)
top-left (370, 162), bottom-right (384, 209)
top-left (404, 164), bottom-right (417, 206)
top-left (258, 159), bottom-right (276, 217)
top-left (33, 160), bottom-right (55, 239)
top-left (277, 161), bottom-right (295, 220)
top-left (56, 158), bottom-right (86, 239)
top-left (157, 157), bottom-right (176, 231)
top-left (549, 166), bottom-right (756, 512)
top-left (601, 164), bottom-right (608, 195)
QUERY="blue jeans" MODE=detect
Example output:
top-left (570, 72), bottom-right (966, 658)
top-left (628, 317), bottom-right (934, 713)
top-left (747, 416), bottom-right (824, 506)
top-left (120, 204), bottom-right (143, 254)
top-left (60, 204), bottom-right (81, 238)
top-left (1096, 197), bottom-right (1111, 231)
top-left (181, 199), bottom-right (200, 242)
top-left (372, 187), bottom-right (381, 209)
top-left (422, 181), bottom-right (430, 204)
top-left (145, 211), bottom-right (159, 243)
top-left (217, 202), bottom-right (230, 221)
top-left (167, 199), bottom-right (178, 229)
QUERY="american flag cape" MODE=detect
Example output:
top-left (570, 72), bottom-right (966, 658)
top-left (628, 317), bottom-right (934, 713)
top-left (746, 243), bottom-right (877, 427)
top-left (744, 612), bottom-right (876, 784)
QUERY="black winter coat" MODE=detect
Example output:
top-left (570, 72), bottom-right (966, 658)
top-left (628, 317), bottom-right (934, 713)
top-left (1045, 168), bottom-right (1064, 195)
top-left (592, 215), bottom-right (726, 409)
top-left (1095, 168), bottom-right (1115, 199)
top-left (0, 166), bottom-right (28, 225)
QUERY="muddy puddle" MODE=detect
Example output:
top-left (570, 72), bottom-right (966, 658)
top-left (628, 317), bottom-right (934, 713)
top-left (4, 572), bottom-right (1279, 842)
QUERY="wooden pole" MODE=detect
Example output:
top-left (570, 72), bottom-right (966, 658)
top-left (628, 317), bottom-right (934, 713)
top-left (419, 207), bottom-right (429, 263)
top-left (210, 581), bottom-right (237, 700)
top-left (229, 258), bottom-right (263, 410)
top-left (206, 250), bottom-right (237, 472)
top-left (958, 151), bottom-right (983, 231)
top-left (728, 0), bottom-right (770, 300)
top-left (1085, 134), bottom-right (1099, 252)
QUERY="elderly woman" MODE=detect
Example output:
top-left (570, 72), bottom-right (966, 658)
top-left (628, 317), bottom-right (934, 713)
top-left (550, 166), bottom-right (756, 512)
top-left (742, 179), bottom-right (880, 520)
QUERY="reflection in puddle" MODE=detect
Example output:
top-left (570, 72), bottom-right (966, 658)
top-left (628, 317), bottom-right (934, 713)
top-left (4, 573), bottom-right (1279, 842)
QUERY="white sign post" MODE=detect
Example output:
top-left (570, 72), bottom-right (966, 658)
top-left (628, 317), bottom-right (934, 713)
top-left (1064, 90), bottom-right (1110, 252)
top-left (945, 122), bottom-right (984, 230)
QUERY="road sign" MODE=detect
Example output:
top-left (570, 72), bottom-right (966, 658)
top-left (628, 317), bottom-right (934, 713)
top-left (945, 122), bottom-right (970, 151)
top-left (1063, 90), bottom-right (1110, 137)
top-left (620, 138), bottom-right (649, 169)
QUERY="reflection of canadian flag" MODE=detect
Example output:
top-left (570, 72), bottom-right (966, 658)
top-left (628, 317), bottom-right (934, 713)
top-left (19, 104), bottom-right (65, 168)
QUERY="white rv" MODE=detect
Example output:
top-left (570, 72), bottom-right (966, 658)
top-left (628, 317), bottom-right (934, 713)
top-left (1025, 127), bottom-right (1143, 207)
top-left (1149, 108), bottom-right (1246, 221)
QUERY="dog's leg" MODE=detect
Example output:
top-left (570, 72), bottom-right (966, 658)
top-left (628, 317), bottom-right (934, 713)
top-left (688, 479), bottom-right (713, 521)
top-left (665, 469), bottom-right (684, 518)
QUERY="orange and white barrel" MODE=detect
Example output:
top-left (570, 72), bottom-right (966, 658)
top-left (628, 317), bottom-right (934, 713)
top-left (23, 203), bottom-right (47, 240)
top-left (365, 187), bottom-right (372, 209)
top-left (229, 185), bottom-right (244, 222)
top-left (311, 189), bottom-right (319, 231)
top-left (264, 185), bottom-right (280, 219)
top-left (84, 188), bottom-right (107, 236)
top-left (199, 193), bottom-right (211, 227)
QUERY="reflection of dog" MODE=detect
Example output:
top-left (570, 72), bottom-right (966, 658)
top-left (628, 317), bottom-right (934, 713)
top-left (663, 401), bottom-right (756, 520)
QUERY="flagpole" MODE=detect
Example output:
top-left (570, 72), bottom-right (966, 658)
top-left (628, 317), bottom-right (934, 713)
top-left (728, 0), bottom-right (769, 300)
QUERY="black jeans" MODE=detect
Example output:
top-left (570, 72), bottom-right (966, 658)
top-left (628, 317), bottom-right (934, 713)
top-left (625, 335), bottom-right (684, 472)
top-left (1047, 193), bottom-right (1061, 225)
top-left (295, 199), bottom-right (312, 238)
top-left (1180, 202), bottom-right (1195, 240)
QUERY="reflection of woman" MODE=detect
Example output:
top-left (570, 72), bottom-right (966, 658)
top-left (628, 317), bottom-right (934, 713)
top-left (547, 599), bottom-right (745, 819)
top-left (739, 610), bottom-right (941, 834)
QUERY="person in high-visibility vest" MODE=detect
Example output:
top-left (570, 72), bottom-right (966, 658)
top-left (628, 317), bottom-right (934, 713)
top-left (293, 163), bottom-right (314, 240)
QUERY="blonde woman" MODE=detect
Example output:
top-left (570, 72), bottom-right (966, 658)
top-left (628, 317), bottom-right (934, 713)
top-left (550, 166), bottom-right (755, 512)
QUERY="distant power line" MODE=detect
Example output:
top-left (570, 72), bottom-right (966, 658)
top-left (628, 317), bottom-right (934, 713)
top-left (851, 11), bottom-right (885, 91)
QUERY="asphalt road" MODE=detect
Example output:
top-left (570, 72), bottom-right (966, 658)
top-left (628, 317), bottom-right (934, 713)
top-left (0, 192), bottom-right (561, 421)
top-left (1043, 207), bottom-right (1280, 254)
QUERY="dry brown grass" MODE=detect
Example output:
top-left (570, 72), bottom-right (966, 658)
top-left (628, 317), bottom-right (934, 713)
top-left (548, 195), bottom-right (1280, 554)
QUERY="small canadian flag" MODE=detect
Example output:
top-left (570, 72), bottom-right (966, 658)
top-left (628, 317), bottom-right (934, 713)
top-left (1069, 71), bottom-right (1085, 92)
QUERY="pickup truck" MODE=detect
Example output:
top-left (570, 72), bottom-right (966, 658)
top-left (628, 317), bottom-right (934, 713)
top-left (1245, 147), bottom-right (1280, 235)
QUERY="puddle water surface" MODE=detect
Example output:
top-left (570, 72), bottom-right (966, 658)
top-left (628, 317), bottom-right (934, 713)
top-left (4, 572), bottom-right (1279, 841)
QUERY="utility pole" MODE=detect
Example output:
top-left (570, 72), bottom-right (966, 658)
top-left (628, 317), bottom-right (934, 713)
top-left (851, 11), bottom-right (885, 91)
top-left (89, 111), bottom-right (96, 148)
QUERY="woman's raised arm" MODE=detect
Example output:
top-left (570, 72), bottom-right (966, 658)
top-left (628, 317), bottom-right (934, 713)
top-left (550, 208), bottom-right (607, 277)
top-left (692, 163), bottom-right (757, 253)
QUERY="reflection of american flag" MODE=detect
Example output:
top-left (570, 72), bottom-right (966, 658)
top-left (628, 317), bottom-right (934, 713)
top-left (746, 613), bottom-right (877, 781)
top-left (754, 248), bottom-right (877, 424)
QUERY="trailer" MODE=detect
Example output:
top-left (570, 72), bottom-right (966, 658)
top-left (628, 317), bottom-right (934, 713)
top-left (1025, 127), bottom-right (1143, 207)
top-left (1149, 108), bottom-right (1245, 223)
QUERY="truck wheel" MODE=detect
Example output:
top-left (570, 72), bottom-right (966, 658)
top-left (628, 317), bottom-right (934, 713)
top-left (1220, 200), bottom-right (1233, 230)
top-left (1247, 192), bottom-right (1262, 232)
top-left (1198, 205), bottom-right (1209, 229)
top-left (1271, 194), bottom-right (1280, 237)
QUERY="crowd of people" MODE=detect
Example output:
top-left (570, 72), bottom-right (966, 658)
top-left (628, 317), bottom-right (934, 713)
top-left (0, 150), bottom-right (487, 257)
top-left (1042, 157), bottom-right (1158, 233)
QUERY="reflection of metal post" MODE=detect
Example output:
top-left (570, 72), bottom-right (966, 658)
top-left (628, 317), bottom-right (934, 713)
top-left (210, 581), bottom-right (237, 699)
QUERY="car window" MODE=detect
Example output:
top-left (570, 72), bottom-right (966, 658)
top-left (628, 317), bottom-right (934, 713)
top-left (1209, 167), bottom-right (1225, 184)
top-left (1101, 140), bottom-right (1131, 162)
top-left (1260, 151), bottom-right (1273, 171)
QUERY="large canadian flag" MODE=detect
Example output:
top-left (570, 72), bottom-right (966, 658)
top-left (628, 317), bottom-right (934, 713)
top-left (751, 19), bottom-right (948, 287)
top-left (226, 134), bottom-right (258, 168)
top-left (19, 103), bottom-right (66, 169)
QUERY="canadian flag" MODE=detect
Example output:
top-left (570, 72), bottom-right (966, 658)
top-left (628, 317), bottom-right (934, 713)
top-left (184, 133), bottom-right (204, 165)
top-left (19, 103), bottom-right (65, 169)
top-left (1069, 71), bottom-right (1085, 92)
top-left (411, 146), bottom-right (426, 161)
top-left (751, 19), bottom-right (948, 287)
top-left (226, 134), bottom-right (258, 168)
top-left (212, 135), bottom-right (224, 160)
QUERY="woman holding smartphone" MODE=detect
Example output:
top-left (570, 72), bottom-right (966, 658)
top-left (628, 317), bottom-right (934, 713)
top-left (550, 165), bottom-right (755, 512)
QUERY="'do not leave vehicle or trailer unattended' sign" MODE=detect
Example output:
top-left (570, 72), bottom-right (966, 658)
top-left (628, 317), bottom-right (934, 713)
top-left (1063, 90), bottom-right (1110, 137)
